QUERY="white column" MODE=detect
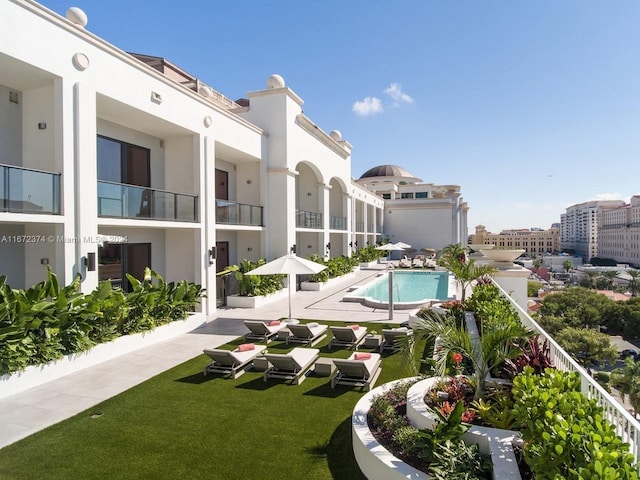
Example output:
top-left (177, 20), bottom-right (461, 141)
top-left (322, 184), bottom-right (331, 258)
top-left (202, 134), bottom-right (216, 315)
top-left (73, 81), bottom-right (98, 293)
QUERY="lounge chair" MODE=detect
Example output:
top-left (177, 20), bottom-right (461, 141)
top-left (243, 320), bottom-right (287, 343)
top-left (286, 322), bottom-right (328, 347)
top-left (203, 344), bottom-right (267, 379)
top-left (331, 352), bottom-right (382, 391)
top-left (412, 257), bottom-right (425, 268)
top-left (399, 257), bottom-right (412, 268)
top-left (380, 327), bottom-right (413, 353)
top-left (328, 325), bottom-right (368, 350)
top-left (262, 347), bottom-right (320, 385)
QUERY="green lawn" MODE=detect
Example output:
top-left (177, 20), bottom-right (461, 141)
top-left (0, 321), bottom-right (427, 480)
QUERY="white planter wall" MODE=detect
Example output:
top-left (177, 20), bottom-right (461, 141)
top-left (0, 313), bottom-right (206, 400)
top-left (225, 288), bottom-right (289, 308)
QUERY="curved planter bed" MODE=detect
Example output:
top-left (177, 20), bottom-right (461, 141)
top-left (352, 377), bottom-right (523, 480)
top-left (0, 312), bottom-right (206, 400)
top-left (406, 378), bottom-right (522, 480)
top-left (352, 378), bottom-right (430, 480)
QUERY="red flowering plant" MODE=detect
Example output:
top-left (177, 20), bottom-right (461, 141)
top-left (424, 375), bottom-right (477, 423)
top-left (451, 352), bottom-right (464, 376)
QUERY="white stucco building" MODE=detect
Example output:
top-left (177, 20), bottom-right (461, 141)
top-left (598, 195), bottom-right (640, 268)
top-left (560, 200), bottom-right (625, 263)
top-left (355, 164), bottom-right (468, 251)
top-left (0, 1), bottom-right (386, 314)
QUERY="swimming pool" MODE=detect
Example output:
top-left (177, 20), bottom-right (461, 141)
top-left (344, 270), bottom-right (454, 310)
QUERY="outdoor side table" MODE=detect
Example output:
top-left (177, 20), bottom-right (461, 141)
top-left (314, 358), bottom-right (335, 377)
top-left (363, 334), bottom-right (382, 349)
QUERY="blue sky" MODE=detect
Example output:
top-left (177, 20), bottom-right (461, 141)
top-left (40, 1), bottom-right (640, 232)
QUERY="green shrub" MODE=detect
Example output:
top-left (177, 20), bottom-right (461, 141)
top-left (0, 268), bottom-right (205, 375)
top-left (512, 367), bottom-right (638, 479)
top-left (219, 259), bottom-right (284, 297)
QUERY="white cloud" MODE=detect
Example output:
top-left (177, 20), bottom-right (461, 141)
top-left (384, 83), bottom-right (413, 106)
top-left (352, 96), bottom-right (384, 116)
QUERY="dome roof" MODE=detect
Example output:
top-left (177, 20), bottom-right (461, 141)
top-left (359, 164), bottom-right (416, 179)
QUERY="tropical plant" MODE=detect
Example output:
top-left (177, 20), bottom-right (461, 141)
top-left (406, 308), bottom-right (532, 401)
top-left (610, 357), bottom-right (640, 416)
top-left (563, 259), bottom-right (573, 274)
top-left (512, 367), bottom-right (638, 479)
top-left (501, 336), bottom-right (554, 379)
top-left (218, 259), bottom-right (285, 297)
top-left (627, 269), bottom-right (640, 297)
top-left (0, 268), bottom-right (204, 375)
top-left (438, 244), bottom-right (496, 301)
top-left (429, 439), bottom-right (492, 480)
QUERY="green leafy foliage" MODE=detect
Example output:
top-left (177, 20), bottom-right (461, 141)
top-left (307, 254), bottom-right (357, 283)
top-left (512, 367), bottom-right (638, 479)
top-left (0, 268), bottom-right (205, 375)
top-left (218, 259), bottom-right (285, 297)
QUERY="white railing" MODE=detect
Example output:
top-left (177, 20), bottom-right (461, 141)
top-left (491, 280), bottom-right (640, 464)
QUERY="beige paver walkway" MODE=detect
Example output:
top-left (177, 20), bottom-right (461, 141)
top-left (0, 263), bottom-right (411, 449)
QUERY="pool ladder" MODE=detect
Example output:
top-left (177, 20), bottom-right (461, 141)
top-left (393, 283), bottom-right (401, 301)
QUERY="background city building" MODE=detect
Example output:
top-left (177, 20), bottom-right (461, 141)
top-left (469, 225), bottom-right (560, 256)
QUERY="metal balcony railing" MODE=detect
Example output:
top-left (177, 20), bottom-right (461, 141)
top-left (98, 181), bottom-right (197, 222)
top-left (296, 209), bottom-right (323, 229)
top-left (330, 215), bottom-right (347, 230)
top-left (0, 164), bottom-right (60, 214)
top-left (216, 199), bottom-right (263, 226)
top-left (492, 280), bottom-right (640, 464)
top-left (367, 223), bottom-right (374, 233)
top-left (355, 222), bottom-right (364, 232)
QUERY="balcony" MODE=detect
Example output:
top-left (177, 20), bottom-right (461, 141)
top-left (355, 222), bottom-right (364, 232)
top-left (98, 181), bottom-right (197, 222)
top-left (330, 215), bottom-right (347, 230)
top-left (216, 199), bottom-right (263, 226)
top-left (296, 209), bottom-right (323, 229)
top-left (0, 164), bottom-right (60, 214)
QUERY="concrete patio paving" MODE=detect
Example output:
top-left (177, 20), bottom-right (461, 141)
top-left (0, 263), bottom-right (411, 449)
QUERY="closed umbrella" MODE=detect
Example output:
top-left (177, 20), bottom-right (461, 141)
top-left (245, 254), bottom-right (327, 323)
top-left (394, 242), bottom-right (412, 249)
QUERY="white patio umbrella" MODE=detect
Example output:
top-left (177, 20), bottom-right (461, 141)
top-left (375, 243), bottom-right (406, 261)
top-left (245, 254), bottom-right (327, 323)
top-left (394, 241), bottom-right (412, 249)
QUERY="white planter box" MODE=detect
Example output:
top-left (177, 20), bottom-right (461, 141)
top-left (0, 313), bottom-right (206, 400)
top-left (300, 272), bottom-right (356, 291)
top-left (359, 260), bottom-right (379, 269)
top-left (226, 288), bottom-right (289, 308)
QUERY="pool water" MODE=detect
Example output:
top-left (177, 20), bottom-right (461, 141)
top-left (345, 270), bottom-right (451, 309)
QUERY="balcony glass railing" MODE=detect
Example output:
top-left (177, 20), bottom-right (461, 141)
top-left (296, 209), bottom-right (323, 229)
top-left (98, 181), bottom-right (197, 222)
top-left (216, 199), bottom-right (263, 226)
top-left (0, 164), bottom-right (60, 214)
top-left (330, 215), bottom-right (347, 230)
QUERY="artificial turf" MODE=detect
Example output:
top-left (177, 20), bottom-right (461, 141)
top-left (0, 321), bottom-right (427, 480)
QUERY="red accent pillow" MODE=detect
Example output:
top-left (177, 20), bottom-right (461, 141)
top-left (268, 320), bottom-right (281, 326)
top-left (349, 324), bottom-right (360, 330)
top-left (354, 352), bottom-right (371, 360)
top-left (238, 343), bottom-right (255, 352)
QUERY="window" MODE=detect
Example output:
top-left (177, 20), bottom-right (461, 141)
top-left (97, 136), bottom-right (150, 187)
top-left (415, 192), bottom-right (428, 198)
top-left (401, 193), bottom-right (414, 199)
top-left (381, 193), bottom-right (391, 200)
